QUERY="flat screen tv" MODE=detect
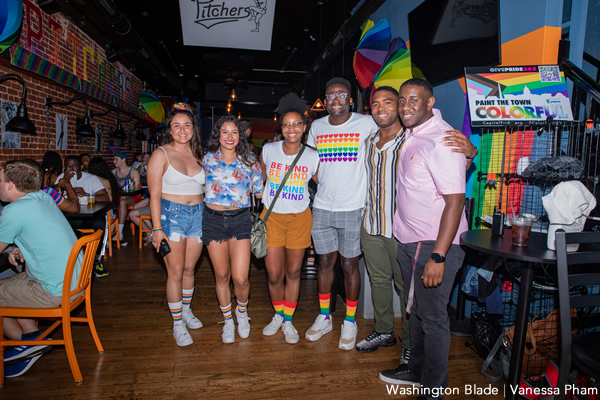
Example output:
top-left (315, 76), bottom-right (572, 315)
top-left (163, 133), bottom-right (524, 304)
top-left (408, 0), bottom-right (501, 86)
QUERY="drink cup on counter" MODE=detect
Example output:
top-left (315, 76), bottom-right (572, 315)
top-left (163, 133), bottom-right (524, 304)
top-left (87, 192), bottom-right (95, 206)
top-left (511, 216), bottom-right (534, 246)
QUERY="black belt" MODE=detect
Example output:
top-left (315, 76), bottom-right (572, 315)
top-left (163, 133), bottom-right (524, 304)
top-left (204, 207), bottom-right (249, 217)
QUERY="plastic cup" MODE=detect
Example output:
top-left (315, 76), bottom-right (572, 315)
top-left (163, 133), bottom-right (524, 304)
top-left (87, 193), bottom-right (95, 206)
top-left (511, 216), bottom-right (533, 246)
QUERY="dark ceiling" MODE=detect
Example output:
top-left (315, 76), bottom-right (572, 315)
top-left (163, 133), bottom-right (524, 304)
top-left (42, 0), bottom-right (385, 118)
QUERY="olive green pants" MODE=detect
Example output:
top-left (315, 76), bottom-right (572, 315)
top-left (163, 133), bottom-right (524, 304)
top-left (360, 227), bottom-right (410, 348)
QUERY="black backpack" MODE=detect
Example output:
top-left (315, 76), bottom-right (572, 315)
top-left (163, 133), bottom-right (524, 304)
top-left (470, 312), bottom-right (510, 382)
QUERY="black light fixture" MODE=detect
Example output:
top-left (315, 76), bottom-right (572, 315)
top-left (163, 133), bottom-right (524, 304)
top-left (113, 115), bottom-right (135, 139)
top-left (45, 96), bottom-right (94, 137)
top-left (91, 107), bottom-right (134, 139)
top-left (0, 74), bottom-right (37, 135)
top-left (135, 125), bottom-right (147, 141)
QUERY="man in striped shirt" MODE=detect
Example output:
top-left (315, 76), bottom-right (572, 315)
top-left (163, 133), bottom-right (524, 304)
top-left (357, 86), bottom-right (476, 359)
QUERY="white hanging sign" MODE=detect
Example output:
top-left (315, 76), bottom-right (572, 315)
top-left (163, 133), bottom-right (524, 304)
top-left (179, 0), bottom-right (276, 51)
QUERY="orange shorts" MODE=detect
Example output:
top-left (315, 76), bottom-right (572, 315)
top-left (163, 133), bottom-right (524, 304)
top-left (261, 207), bottom-right (312, 249)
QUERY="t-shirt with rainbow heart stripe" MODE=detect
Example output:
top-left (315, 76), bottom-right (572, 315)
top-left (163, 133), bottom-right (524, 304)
top-left (307, 112), bottom-right (378, 211)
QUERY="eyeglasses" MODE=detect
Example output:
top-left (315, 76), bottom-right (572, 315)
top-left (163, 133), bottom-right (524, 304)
top-left (324, 92), bottom-right (349, 101)
top-left (282, 121), bottom-right (304, 129)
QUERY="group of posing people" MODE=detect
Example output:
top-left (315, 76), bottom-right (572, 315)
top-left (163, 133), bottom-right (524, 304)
top-left (148, 77), bottom-right (476, 400)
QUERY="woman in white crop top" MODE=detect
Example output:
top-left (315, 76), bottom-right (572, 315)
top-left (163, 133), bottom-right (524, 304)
top-left (258, 93), bottom-right (319, 344)
top-left (147, 103), bottom-right (206, 347)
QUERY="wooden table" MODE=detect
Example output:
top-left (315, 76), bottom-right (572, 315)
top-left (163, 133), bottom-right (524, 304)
top-left (63, 201), bottom-right (112, 220)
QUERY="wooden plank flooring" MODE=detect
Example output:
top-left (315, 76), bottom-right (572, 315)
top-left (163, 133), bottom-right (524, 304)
top-left (2, 232), bottom-right (507, 399)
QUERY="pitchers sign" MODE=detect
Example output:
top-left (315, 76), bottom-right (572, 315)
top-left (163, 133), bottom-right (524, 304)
top-left (179, 0), bottom-right (276, 51)
top-left (465, 65), bottom-right (573, 127)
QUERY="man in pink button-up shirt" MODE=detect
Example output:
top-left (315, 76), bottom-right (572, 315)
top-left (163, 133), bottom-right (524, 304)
top-left (379, 78), bottom-right (467, 400)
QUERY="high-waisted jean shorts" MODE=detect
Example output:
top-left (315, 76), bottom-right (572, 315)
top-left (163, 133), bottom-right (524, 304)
top-left (202, 206), bottom-right (251, 245)
top-left (160, 198), bottom-right (204, 243)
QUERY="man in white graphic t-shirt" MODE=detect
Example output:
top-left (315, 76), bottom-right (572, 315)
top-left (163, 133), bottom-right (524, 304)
top-left (304, 77), bottom-right (378, 350)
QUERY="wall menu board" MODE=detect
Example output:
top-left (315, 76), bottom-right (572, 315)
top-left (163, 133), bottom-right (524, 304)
top-left (465, 65), bottom-right (573, 127)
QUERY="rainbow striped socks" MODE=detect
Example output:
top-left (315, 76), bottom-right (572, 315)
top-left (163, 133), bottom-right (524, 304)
top-left (182, 288), bottom-right (194, 310)
top-left (237, 299), bottom-right (248, 314)
top-left (220, 303), bottom-right (233, 320)
top-left (344, 299), bottom-right (358, 323)
top-left (272, 300), bottom-right (284, 317)
top-left (283, 300), bottom-right (297, 322)
top-left (168, 301), bottom-right (183, 323)
top-left (319, 292), bottom-right (331, 317)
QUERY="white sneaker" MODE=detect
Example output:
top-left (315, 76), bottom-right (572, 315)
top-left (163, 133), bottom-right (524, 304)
top-left (282, 321), bottom-right (299, 344)
top-left (262, 314), bottom-right (284, 336)
top-left (235, 307), bottom-right (251, 339)
top-left (305, 314), bottom-right (332, 341)
top-left (173, 323), bottom-right (193, 347)
top-left (182, 309), bottom-right (203, 329)
top-left (222, 319), bottom-right (235, 343)
top-left (339, 320), bottom-right (357, 350)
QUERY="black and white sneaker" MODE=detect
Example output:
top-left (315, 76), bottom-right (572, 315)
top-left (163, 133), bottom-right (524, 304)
top-left (355, 331), bottom-right (397, 353)
top-left (379, 363), bottom-right (420, 385)
top-left (399, 347), bottom-right (411, 365)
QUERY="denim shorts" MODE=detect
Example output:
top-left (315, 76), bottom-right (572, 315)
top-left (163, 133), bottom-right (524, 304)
top-left (160, 198), bottom-right (204, 243)
top-left (202, 207), bottom-right (251, 245)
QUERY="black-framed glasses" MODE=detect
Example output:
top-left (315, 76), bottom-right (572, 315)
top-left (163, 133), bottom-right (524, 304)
top-left (324, 92), bottom-right (349, 101)
top-left (282, 121), bottom-right (304, 129)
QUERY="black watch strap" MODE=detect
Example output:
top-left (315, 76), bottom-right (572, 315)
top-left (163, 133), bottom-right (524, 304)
top-left (431, 253), bottom-right (445, 263)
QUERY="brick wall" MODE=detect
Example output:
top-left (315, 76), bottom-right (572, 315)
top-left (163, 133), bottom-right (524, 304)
top-left (0, 1), bottom-right (148, 168)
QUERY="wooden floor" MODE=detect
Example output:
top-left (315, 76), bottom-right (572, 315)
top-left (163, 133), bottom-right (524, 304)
top-left (2, 232), bottom-right (507, 399)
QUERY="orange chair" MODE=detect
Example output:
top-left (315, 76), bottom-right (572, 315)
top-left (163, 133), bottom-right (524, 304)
top-left (0, 229), bottom-right (104, 386)
top-left (139, 215), bottom-right (153, 248)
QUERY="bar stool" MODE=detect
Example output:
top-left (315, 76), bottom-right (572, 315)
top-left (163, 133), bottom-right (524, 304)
top-left (139, 215), bottom-right (152, 248)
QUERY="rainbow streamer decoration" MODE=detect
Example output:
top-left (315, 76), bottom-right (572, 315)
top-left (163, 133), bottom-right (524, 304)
top-left (10, 45), bottom-right (139, 116)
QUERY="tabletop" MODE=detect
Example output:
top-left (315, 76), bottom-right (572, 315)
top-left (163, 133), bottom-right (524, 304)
top-left (63, 201), bottom-right (112, 219)
top-left (460, 229), bottom-right (557, 264)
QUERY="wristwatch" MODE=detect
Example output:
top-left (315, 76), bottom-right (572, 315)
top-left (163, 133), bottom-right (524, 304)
top-left (431, 253), bottom-right (446, 263)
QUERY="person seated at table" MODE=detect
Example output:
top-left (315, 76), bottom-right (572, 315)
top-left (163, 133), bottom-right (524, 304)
top-left (41, 151), bottom-right (63, 189)
top-left (129, 197), bottom-right (152, 247)
top-left (88, 157), bottom-right (123, 243)
top-left (112, 152), bottom-right (141, 241)
top-left (132, 152), bottom-right (143, 170)
top-left (88, 157), bottom-right (121, 205)
top-left (79, 153), bottom-right (91, 173)
top-left (56, 156), bottom-right (110, 203)
top-left (137, 152), bottom-right (151, 186)
top-left (56, 156), bottom-right (110, 277)
top-left (0, 159), bottom-right (82, 378)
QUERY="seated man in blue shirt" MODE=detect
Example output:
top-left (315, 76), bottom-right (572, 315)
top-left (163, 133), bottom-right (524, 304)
top-left (0, 160), bottom-right (82, 378)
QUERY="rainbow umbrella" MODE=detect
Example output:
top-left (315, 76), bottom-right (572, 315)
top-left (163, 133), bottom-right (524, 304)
top-left (353, 19), bottom-right (391, 89)
top-left (139, 91), bottom-right (166, 124)
top-left (0, 0), bottom-right (23, 54)
top-left (373, 37), bottom-right (422, 91)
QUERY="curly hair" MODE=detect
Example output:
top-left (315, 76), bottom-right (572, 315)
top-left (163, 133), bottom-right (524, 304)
top-left (162, 104), bottom-right (203, 165)
top-left (88, 157), bottom-right (121, 206)
top-left (41, 151), bottom-right (62, 187)
top-left (278, 92), bottom-right (308, 123)
top-left (207, 115), bottom-right (255, 167)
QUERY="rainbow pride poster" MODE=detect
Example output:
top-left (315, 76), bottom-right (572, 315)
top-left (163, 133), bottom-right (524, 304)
top-left (465, 65), bottom-right (573, 127)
